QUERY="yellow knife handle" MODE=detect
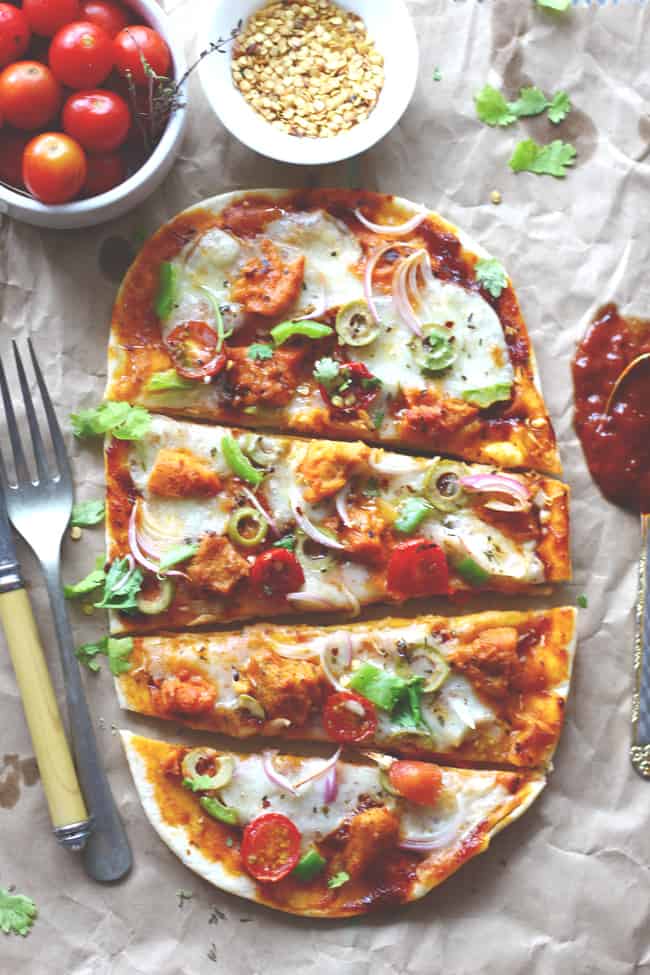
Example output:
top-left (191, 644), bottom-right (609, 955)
top-left (0, 588), bottom-right (89, 837)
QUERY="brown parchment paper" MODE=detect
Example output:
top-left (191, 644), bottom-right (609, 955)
top-left (2, 0), bottom-right (650, 971)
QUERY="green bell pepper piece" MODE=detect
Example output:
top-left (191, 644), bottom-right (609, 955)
top-left (200, 796), bottom-right (239, 826)
top-left (221, 435), bottom-right (264, 487)
top-left (394, 496), bottom-right (433, 534)
top-left (155, 262), bottom-right (178, 320)
top-left (461, 383), bottom-right (512, 409)
top-left (455, 556), bottom-right (490, 586)
top-left (271, 320), bottom-right (333, 345)
top-left (292, 849), bottom-right (327, 882)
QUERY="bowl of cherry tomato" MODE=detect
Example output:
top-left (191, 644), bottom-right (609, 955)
top-left (0, 0), bottom-right (187, 229)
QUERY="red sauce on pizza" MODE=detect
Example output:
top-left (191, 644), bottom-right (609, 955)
top-left (573, 303), bottom-right (650, 512)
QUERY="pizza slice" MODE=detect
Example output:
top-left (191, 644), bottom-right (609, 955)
top-left (121, 730), bottom-right (545, 918)
top-left (115, 608), bottom-right (575, 769)
top-left (106, 188), bottom-right (560, 474)
top-left (104, 414), bottom-right (570, 634)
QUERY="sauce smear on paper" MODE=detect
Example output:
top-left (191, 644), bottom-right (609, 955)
top-left (573, 303), bottom-right (650, 511)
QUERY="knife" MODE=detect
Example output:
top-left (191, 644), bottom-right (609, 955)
top-left (0, 489), bottom-right (92, 849)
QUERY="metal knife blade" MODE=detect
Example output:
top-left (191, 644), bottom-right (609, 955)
top-left (0, 488), bottom-right (22, 594)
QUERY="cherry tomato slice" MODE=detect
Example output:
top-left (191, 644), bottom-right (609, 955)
top-left (49, 21), bottom-right (114, 89)
top-left (387, 761), bottom-right (443, 807)
top-left (114, 25), bottom-right (171, 86)
top-left (241, 812), bottom-right (301, 884)
top-left (319, 361), bottom-right (381, 415)
top-left (386, 538), bottom-right (449, 598)
top-left (323, 691), bottom-right (378, 743)
top-left (0, 5), bottom-right (31, 68)
top-left (250, 549), bottom-right (305, 597)
top-left (165, 321), bottom-right (226, 380)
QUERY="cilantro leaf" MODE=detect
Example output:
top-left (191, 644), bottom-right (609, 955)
top-left (158, 543), bottom-right (199, 572)
top-left (94, 558), bottom-right (143, 614)
top-left (183, 774), bottom-right (220, 793)
top-left (509, 85), bottom-right (548, 118)
top-left (475, 258), bottom-right (508, 299)
top-left (71, 402), bottom-right (151, 441)
top-left (273, 534), bottom-right (296, 551)
top-left (348, 663), bottom-right (408, 711)
top-left (392, 679), bottom-right (427, 732)
top-left (75, 636), bottom-right (134, 675)
top-left (71, 500), bottom-right (105, 528)
top-left (327, 872), bottom-right (350, 889)
top-left (547, 90), bottom-right (571, 124)
top-left (313, 357), bottom-right (340, 390)
top-left (536, 0), bottom-right (571, 10)
top-left (509, 138), bottom-right (576, 177)
top-left (146, 369), bottom-right (195, 392)
top-left (64, 567), bottom-right (106, 599)
top-left (577, 594), bottom-right (588, 609)
top-left (0, 887), bottom-right (37, 937)
top-left (372, 409), bottom-right (385, 430)
top-left (432, 67), bottom-right (442, 82)
top-left (474, 84), bottom-right (517, 127)
top-left (247, 344), bottom-right (274, 361)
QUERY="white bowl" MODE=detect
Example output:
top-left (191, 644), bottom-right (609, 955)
top-left (199, 0), bottom-right (419, 166)
top-left (0, 0), bottom-right (188, 230)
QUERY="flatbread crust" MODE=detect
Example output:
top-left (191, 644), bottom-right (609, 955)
top-left (106, 188), bottom-right (560, 474)
top-left (121, 730), bottom-right (546, 918)
top-left (116, 607), bottom-right (576, 769)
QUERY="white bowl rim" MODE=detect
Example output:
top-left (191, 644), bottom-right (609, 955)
top-left (0, 0), bottom-right (187, 217)
top-left (198, 0), bottom-right (419, 166)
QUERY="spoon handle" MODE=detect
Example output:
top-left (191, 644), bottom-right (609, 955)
top-left (631, 512), bottom-right (650, 778)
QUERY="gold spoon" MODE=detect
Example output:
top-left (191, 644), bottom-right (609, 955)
top-left (605, 355), bottom-right (650, 778)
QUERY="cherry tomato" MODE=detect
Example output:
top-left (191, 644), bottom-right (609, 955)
top-left (241, 813), bottom-right (301, 884)
top-left (250, 549), bottom-right (305, 597)
top-left (386, 538), bottom-right (449, 598)
top-left (0, 129), bottom-right (30, 187)
top-left (23, 132), bottom-right (87, 204)
top-left (80, 0), bottom-right (130, 38)
top-left (0, 5), bottom-right (31, 68)
top-left (49, 21), bottom-right (114, 89)
top-left (0, 61), bottom-right (61, 130)
top-left (83, 150), bottom-right (125, 196)
top-left (165, 321), bottom-right (226, 380)
top-left (319, 361), bottom-right (381, 415)
top-left (323, 691), bottom-right (378, 743)
top-left (63, 89), bottom-right (130, 152)
top-left (387, 761), bottom-right (443, 807)
top-left (23, 0), bottom-right (81, 37)
top-left (113, 25), bottom-right (171, 86)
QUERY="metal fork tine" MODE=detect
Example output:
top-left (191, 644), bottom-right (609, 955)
top-left (0, 353), bottom-right (31, 485)
top-left (0, 439), bottom-right (10, 494)
top-left (27, 339), bottom-right (72, 484)
top-left (12, 341), bottom-right (48, 484)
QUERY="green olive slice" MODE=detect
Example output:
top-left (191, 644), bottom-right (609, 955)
top-left (423, 459), bottom-right (467, 512)
top-left (335, 300), bottom-right (380, 347)
top-left (414, 325), bottom-right (457, 374)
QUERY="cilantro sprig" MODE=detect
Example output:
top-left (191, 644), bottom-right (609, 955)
top-left (510, 139), bottom-right (576, 178)
top-left (475, 258), bottom-right (508, 299)
top-left (0, 887), bottom-right (37, 937)
top-left (475, 84), bottom-right (571, 128)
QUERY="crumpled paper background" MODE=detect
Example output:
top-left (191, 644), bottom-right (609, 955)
top-left (2, 0), bottom-right (650, 971)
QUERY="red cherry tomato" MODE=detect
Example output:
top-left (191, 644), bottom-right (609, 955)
top-left (113, 25), bottom-right (171, 86)
top-left (49, 21), bottom-right (114, 89)
top-left (83, 150), bottom-right (125, 196)
top-left (319, 361), bottom-right (381, 415)
top-left (0, 129), bottom-right (30, 187)
top-left (387, 761), bottom-right (444, 807)
top-left (63, 89), bottom-right (130, 152)
top-left (0, 5), bottom-right (31, 68)
top-left (0, 61), bottom-right (61, 130)
top-left (250, 549), bottom-right (305, 597)
top-left (165, 321), bottom-right (226, 380)
top-left (241, 813), bottom-right (302, 884)
top-left (23, 0), bottom-right (81, 37)
top-left (23, 132), bottom-right (87, 204)
top-left (323, 691), bottom-right (378, 744)
top-left (386, 539), bottom-right (449, 598)
top-left (80, 1), bottom-right (130, 37)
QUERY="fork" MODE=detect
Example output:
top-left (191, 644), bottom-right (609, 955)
top-left (0, 340), bottom-right (132, 883)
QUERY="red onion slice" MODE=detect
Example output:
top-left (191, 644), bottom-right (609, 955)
top-left (128, 502), bottom-right (190, 581)
top-left (109, 554), bottom-right (135, 595)
top-left (459, 473), bottom-right (531, 512)
top-left (323, 765), bottom-right (338, 803)
top-left (354, 206), bottom-right (429, 236)
top-left (368, 453), bottom-right (423, 476)
top-left (240, 485), bottom-right (279, 536)
top-left (335, 482), bottom-right (353, 528)
top-left (289, 485), bottom-right (345, 551)
top-left (261, 750), bottom-right (298, 797)
top-left (319, 644), bottom-right (347, 691)
top-left (293, 747), bottom-right (341, 790)
top-left (398, 796), bottom-right (466, 852)
top-left (363, 241), bottom-right (413, 324)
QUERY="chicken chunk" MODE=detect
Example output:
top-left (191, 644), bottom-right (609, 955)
top-left (241, 648), bottom-right (324, 726)
top-left (224, 346), bottom-right (303, 409)
top-left (333, 499), bottom-right (388, 565)
top-left (148, 448), bottom-right (222, 499)
top-left (187, 534), bottom-right (250, 595)
top-left (450, 626), bottom-right (519, 699)
top-left (340, 807), bottom-right (400, 880)
top-left (401, 393), bottom-right (478, 437)
top-left (296, 441), bottom-right (371, 504)
top-left (231, 239), bottom-right (305, 317)
top-left (158, 673), bottom-right (217, 715)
